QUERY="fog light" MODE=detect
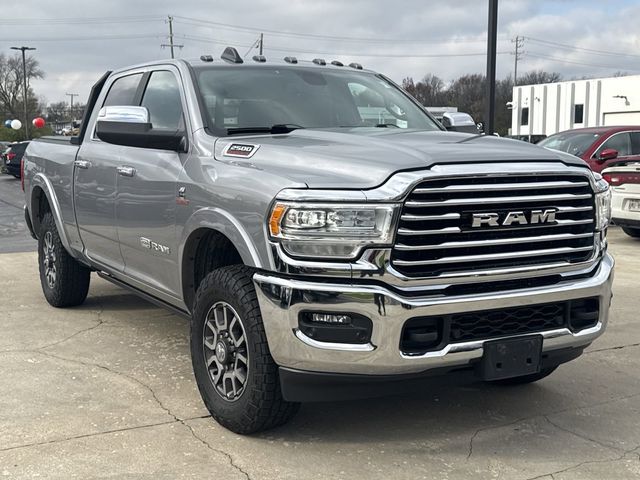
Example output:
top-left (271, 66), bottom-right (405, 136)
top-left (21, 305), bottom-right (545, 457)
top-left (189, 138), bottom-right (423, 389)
top-left (310, 313), bottom-right (351, 324)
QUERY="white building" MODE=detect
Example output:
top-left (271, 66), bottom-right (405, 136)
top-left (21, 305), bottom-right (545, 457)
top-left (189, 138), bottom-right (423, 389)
top-left (511, 74), bottom-right (640, 137)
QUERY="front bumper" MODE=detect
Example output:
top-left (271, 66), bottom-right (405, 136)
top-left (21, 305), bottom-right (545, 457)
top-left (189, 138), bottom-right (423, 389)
top-left (253, 253), bottom-right (614, 376)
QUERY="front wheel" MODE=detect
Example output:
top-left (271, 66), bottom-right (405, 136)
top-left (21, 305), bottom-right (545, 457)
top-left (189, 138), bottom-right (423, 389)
top-left (622, 227), bottom-right (640, 238)
top-left (190, 265), bottom-right (300, 434)
top-left (38, 212), bottom-right (91, 307)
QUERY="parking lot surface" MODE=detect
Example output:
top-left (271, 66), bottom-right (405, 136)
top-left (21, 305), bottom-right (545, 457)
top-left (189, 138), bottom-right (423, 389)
top-left (0, 176), bottom-right (36, 253)
top-left (0, 173), bottom-right (639, 478)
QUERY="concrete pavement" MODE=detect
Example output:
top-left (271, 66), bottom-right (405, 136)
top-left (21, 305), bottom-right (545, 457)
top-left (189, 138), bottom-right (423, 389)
top-left (0, 228), bottom-right (638, 479)
top-left (0, 175), bottom-right (36, 254)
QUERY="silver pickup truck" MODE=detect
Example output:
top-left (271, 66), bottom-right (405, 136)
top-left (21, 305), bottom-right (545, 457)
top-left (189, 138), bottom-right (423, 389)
top-left (23, 48), bottom-right (614, 434)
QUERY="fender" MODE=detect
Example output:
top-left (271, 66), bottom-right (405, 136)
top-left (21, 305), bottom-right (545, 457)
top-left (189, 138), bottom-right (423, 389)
top-left (179, 206), bottom-right (266, 271)
top-left (30, 173), bottom-right (77, 257)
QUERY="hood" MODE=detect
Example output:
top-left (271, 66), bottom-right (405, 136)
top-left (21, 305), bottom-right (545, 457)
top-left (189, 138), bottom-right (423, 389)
top-left (214, 129), bottom-right (590, 189)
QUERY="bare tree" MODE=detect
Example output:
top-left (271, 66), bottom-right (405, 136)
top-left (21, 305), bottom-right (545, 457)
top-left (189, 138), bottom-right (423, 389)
top-left (402, 74), bottom-right (446, 106)
top-left (0, 52), bottom-right (44, 121)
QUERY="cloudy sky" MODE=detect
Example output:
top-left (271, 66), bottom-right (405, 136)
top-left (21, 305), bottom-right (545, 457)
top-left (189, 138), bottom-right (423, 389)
top-left (3, 0), bottom-right (640, 105)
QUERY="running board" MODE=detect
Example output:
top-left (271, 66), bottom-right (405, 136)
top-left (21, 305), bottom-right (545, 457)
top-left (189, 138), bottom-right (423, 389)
top-left (97, 271), bottom-right (191, 320)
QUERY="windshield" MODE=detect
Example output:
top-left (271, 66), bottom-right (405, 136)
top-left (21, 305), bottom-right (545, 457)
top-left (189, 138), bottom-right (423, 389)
top-left (195, 65), bottom-right (441, 135)
top-left (538, 132), bottom-right (600, 157)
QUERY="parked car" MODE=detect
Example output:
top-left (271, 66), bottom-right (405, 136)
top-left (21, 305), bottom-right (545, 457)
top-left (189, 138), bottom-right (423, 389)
top-left (538, 126), bottom-right (640, 172)
top-left (23, 49), bottom-right (613, 434)
top-left (1, 141), bottom-right (29, 178)
top-left (602, 162), bottom-right (640, 237)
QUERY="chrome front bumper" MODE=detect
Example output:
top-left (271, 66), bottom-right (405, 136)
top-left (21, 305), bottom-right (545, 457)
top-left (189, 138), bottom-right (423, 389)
top-left (253, 253), bottom-right (614, 375)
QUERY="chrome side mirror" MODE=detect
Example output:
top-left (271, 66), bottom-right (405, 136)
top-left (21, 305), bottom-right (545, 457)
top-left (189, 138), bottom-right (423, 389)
top-left (97, 105), bottom-right (150, 124)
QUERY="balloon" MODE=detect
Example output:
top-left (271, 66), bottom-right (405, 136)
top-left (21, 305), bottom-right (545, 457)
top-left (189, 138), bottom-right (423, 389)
top-left (32, 117), bottom-right (45, 129)
top-left (3, 120), bottom-right (11, 128)
top-left (10, 119), bottom-right (22, 130)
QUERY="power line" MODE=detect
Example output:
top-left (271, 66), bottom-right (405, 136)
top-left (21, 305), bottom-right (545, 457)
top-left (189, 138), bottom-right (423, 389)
top-left (525, 36), bottom-right (640, 59)
top-left (174, 15), bottom-right (510, 45)
top-left (0, 15), bottom-right (164, 25)
top-left (0, 33), bottom-right (163, 42)
top-left (182, 33), bottom-right (510, 58)
top-left (526, 52), bottom-right (640, 71)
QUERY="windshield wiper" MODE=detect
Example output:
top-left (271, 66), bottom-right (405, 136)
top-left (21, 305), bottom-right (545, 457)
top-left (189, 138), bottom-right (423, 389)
top-left (226, 124), bottom-right (304, 136)
top-left (375, 123), bottom-right (400, 128)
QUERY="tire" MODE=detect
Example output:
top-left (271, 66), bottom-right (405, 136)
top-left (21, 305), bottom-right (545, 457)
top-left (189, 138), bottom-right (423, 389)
top-left (38, 212), bottom-right (91, 307)
top-left (190, 265), bottom-right (300, 434)
top-left (13, 174), bottom-right (21, 179)
top-left (488, 366), bottom-right (558, 386)
top-left (622, 227), bottom-right (640, 238)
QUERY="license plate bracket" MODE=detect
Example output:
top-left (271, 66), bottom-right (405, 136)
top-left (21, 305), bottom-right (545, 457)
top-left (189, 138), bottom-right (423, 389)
top-left (480, 335), bottom-right (542, 381)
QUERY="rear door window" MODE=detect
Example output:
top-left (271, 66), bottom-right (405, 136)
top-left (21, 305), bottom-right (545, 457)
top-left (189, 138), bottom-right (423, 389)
top-left (630, 132), bottom-right (640, 155)
top-left (103, 73), bottom-right (143, 106)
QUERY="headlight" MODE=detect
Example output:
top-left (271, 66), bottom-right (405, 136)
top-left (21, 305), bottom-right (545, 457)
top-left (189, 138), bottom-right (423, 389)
top-left (268, 202), bottom-right (398, 259)
top-left (594, 172), bottom-right (611, 231)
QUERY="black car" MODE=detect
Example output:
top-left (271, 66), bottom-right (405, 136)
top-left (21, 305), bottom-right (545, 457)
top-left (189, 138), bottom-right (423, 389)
top-left (1, 142), bottom-right (29, 178)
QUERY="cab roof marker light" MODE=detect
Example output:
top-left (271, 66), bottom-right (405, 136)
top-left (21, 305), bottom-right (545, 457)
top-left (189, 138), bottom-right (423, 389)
top-left (221, 46), bottom-right (243, 64)
top-left (252, 55), bottom-right (266, 63)
top-left (331, 60), bottom-right (344, 67)
top-left (200, 55), bottom-right (214, 62)
top-left (312, 58), bottom-right (326, 66)
top-left (284, 56), bottom-right (298, 64)
top-left (349, 62), bottom-right (363, 70)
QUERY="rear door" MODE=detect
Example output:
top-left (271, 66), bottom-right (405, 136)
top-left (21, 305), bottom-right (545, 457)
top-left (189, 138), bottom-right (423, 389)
top-left (74, 72), bottom-right (143, 270)
top-left (114, 67), bottom-right (189, 297)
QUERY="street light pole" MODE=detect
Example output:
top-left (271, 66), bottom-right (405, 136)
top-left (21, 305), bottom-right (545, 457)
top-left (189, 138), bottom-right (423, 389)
top-left (484, 0), bottom-right (498, 135)
top-left (10, 46), bottom-right (36, 140)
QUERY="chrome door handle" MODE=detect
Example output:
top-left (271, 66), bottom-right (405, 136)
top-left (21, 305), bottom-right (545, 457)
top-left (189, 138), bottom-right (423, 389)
top-left (74, 159), bottom-right (90, 169)
top-left (116, 166), bottom-right (136, 177)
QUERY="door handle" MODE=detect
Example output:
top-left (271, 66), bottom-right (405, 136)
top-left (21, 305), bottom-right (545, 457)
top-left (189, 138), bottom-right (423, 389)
top-left (117, 166), bottom-right (136, 177)
top-left (74, 159), bottom-right (90, 169)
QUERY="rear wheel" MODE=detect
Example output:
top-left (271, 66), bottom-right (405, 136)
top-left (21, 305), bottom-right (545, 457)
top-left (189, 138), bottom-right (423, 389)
top-left (488, 366), bottom-right (557, 386)
top-left (38, 212), bottom-right (91, 307)
top-left (190, 265), bottom-right (299, 434)
top-left (621, 227), bottom-right (640, 238)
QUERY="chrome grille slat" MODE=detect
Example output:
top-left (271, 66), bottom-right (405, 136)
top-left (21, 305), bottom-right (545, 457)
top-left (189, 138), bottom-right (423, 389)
top-left (395, 232), bottom-right (594, 251)
top-left (393, 245), bottom-right (594, 266)
top-left (412, 180), bottom-right (589, 193)
top-left (405, 193), bottom-right (592, 207)
top-left (391, 173), bottom-right (597, 278)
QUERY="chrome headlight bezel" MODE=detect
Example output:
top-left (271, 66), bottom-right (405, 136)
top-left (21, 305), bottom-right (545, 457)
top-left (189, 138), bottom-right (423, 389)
top-left (268, 202), bottom-right (399, 259)
top-left (593, 172), bottom-right (612, 231)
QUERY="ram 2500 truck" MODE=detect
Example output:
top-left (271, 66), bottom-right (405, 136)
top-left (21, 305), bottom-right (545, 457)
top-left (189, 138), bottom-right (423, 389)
top-left (23, 48), bottom-right (614, 434)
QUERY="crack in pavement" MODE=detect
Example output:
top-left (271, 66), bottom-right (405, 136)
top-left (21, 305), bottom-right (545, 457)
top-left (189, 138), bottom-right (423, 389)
top-left (466, 391), bottom-right (640, 461)
top-left (524, 448), bottom-right (640, 480)
top-left (543, 415), bottom-right (620, 453)
top-left (586, 342), bottom-right (640, 355)
top-left (38, 300), bottom-right (106, 351)
top-left (2, 348), bottom-right (252, 480)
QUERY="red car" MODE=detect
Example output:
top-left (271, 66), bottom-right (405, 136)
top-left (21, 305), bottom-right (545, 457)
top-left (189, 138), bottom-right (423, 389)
top-left (537, 126), bottom-right (640, 172)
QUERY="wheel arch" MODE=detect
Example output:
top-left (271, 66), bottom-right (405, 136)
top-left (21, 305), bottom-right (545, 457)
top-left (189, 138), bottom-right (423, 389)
top-left (29, 174), bottom-right (71, 252)
top-left (180, 208), bottom-right (266, 311)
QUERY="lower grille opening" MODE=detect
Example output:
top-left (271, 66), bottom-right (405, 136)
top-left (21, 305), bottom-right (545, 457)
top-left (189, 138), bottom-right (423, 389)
top-left (401, 298), bottom-right (600, 355)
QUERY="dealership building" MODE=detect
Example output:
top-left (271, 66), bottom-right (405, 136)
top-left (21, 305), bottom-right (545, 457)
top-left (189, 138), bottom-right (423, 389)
top-left (510, 74), bottom-right (640, 137)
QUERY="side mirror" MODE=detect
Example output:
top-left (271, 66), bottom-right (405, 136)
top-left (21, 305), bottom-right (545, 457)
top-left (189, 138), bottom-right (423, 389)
top-left (95, 106), bottom-right (187, 152)
top-left (442, 112), bottom-right (480, 133)
top-left (598, 148), bottom-right (618, 162)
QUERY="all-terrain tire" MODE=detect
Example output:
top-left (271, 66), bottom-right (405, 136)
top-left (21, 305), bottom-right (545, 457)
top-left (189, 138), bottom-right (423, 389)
top-left (622, 227), bottom-right (640, 238)
top-left (38, 212), bottom-right (91, 307)
top-left (488, 366), bottom-right (558, 386)
top-left (190, 265), bottom-right (300, 434)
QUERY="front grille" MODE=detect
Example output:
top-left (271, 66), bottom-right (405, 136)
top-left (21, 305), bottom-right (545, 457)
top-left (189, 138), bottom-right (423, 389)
top-left (400, 298), bottom-right (600, 354)
top-left (391, 174), bottom-right (596, 278)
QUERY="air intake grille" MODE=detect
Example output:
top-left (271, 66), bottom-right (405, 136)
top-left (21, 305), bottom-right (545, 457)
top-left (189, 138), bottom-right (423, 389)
top-left (391, 174), bottom-right (596, 278)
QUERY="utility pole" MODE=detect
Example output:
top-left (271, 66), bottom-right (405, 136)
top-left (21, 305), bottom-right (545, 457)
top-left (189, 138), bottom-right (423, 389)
top-left (66, 93), bottom-right (79, 123)
top-left (512, 35), bottom-right (524, 85)
top-left (259, 33), bottom-right (264, 55)
top-left (484, 0), bottom-right (498, 135)
top-left (10, 46), bottom-right (36, 139)
top-left (161, 15), bottom-right (183, 59)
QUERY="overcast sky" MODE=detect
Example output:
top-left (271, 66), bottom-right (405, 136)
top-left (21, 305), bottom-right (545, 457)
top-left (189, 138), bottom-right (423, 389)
top-left (3, 0), bottom-right (640, 105)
